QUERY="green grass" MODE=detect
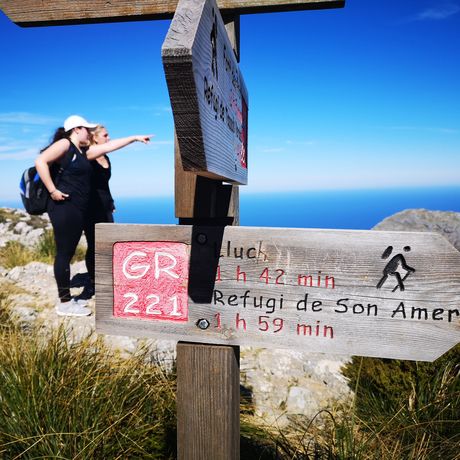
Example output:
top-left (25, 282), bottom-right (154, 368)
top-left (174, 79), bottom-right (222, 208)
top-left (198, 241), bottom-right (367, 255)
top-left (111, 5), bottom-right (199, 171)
top-left (338, 351), bottom-right (460, 459)
top-left (0, 229), bottom-right (86, 268)
top-left (0, 300), bottom-right (177, 458)
top-left (0, 281), bottom-right (457, 459)
top-left (0, 208), bottom-right (21, 226)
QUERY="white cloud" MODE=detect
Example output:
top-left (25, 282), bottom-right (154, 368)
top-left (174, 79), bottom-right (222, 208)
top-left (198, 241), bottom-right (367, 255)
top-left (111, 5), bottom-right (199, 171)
top-left (258, 147), bottom-right (285, 153)
top-left (0, 112), bottom-right (60, 125)
top-left (415, 3), bottom-right (460, 21)
top-left (0, 137), bottom-right (46, 161)
top-left (0, 148), bottom-right (37, 160)
top-left (286, 140), bottom-right (315, 146)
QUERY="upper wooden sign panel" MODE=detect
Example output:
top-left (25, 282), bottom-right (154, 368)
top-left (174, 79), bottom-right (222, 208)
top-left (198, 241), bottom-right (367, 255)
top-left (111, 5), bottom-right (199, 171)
top-left (163, 0), bottom-right (249, 184)
top-left (0, 1), bottom-right (345, 26)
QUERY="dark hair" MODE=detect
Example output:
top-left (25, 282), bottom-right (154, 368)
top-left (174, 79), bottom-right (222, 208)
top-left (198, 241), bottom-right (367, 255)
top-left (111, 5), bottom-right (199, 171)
top-left (40, 127), bottom-right (70, 153)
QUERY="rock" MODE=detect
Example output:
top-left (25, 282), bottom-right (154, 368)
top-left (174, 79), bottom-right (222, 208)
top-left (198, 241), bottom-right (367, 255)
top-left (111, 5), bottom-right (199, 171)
top-left (240, 348), bottom-right (351, 426)
top-left (14, 221), bottom-right (29, 234)
top-left (373, 209), bottom-right (460, 251)
top-left (12, 305), bottom-right (39, 324)
top-left (6, 262), bottom-right (56, 297)
top-left (103, 334), bottom-right (140, 356)
top-left (0, 209), bottom-right (50, 247)
top-left (286, 386), bottom-right (314, 414)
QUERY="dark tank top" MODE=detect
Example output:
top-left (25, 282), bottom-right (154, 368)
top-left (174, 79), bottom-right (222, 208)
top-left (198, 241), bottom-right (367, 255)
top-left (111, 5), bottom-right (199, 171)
top-left (89, 155), bottom-right (115, 215)
top-left (54, 141), bottom-right (93, 211)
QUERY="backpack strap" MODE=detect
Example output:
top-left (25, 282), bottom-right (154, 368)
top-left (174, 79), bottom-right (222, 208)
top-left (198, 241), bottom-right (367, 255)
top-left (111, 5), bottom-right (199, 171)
top-left (57, 140), bottom-right (76, 171)
top-left (53, 140), bottom-right (77, 185)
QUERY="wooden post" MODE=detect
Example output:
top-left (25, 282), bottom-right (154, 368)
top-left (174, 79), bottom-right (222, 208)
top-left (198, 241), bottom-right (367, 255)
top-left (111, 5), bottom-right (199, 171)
top-left (177, 343), bottom-right (240, 460)
top-left (175, 12), bottom-right (241, 460)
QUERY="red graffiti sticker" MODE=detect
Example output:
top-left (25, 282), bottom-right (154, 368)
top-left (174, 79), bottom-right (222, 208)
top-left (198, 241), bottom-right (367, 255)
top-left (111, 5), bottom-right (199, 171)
top-left (113, 242), bottom-right (189, 322)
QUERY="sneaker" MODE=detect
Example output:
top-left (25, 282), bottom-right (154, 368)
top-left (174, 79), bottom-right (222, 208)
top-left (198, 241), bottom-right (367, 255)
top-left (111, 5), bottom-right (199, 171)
top-left (75, 283), bottom-right (95, 301)
top-left (73, 297), bottom-right (89, 307)
top-left (55, 299), bottom-right (92, 317)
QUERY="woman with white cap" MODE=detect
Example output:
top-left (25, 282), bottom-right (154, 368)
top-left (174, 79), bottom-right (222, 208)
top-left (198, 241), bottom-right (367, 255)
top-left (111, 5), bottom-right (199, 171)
top-left (35, 115), bottom-right (151, 317)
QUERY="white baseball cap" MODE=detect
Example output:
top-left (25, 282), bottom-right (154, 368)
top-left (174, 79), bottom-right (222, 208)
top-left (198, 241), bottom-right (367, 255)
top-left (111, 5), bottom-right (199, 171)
top-left (64, 115), bottom-right (98, 132)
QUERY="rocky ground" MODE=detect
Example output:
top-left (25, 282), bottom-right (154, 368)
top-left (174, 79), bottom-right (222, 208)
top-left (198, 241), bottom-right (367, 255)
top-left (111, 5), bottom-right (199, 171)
top-left (1, 207), bottom-right (459, 426)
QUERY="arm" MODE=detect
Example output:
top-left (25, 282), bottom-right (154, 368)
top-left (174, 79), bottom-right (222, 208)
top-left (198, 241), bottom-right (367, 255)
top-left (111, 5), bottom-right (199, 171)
top-left (34, 138), bottom-right (71, 201)
top-left (86, 135), bottom-right (152, 160)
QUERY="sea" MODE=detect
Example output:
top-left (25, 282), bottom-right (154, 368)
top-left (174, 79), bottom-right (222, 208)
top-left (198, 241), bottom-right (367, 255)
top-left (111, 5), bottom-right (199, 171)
top-left (4, 186), bottom-right (458, 230)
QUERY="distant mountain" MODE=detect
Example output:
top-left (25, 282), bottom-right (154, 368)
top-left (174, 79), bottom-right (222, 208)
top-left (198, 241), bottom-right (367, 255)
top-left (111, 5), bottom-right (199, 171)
top-left (373, 209), bottom-right (460, 251)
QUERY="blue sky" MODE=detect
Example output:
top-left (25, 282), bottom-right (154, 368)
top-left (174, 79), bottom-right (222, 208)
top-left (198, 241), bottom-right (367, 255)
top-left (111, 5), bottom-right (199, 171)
top-left (0, 0), bottom-right (459, 202)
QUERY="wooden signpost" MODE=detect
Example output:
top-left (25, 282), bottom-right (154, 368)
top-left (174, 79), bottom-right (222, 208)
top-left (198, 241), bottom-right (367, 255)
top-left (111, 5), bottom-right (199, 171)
top-left (162, 0), bottom-right (249, 184)
top-left (96, 224), bottom-right (460, 362)
top-left (0, 0), bottom-right (345, 26)
top-left (6, 0), bottom-right (460, 459)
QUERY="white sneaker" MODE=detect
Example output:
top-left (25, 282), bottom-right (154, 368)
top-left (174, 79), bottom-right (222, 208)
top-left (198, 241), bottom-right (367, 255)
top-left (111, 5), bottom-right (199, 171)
top-left (73, 297), bottom-right (88, 307)
top-left (55, 299), bottom-right (92, 317)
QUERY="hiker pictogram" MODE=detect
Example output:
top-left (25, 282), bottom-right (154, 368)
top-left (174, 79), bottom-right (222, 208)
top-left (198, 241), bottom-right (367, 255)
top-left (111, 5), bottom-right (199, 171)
top-left (376, 246), bottom-right (415, 292)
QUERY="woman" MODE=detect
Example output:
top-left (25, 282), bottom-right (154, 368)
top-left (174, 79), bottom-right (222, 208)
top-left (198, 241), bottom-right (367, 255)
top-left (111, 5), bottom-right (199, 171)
top-left (80, 125), bottom-right (116, 301)
top-left (35, 115), bottom-right (151, 317)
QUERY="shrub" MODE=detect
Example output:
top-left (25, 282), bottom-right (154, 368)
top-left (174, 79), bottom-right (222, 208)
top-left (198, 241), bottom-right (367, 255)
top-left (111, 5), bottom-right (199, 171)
top-left (340, 348), bottom-right (460, 459)
top-left (34, 228), bottom-right (56, 263)
top-left (0, 240), bottom-right (35, 268)
top-left (0, 229), bottom-right (85, 268)
top-left (0, 326), bottom-right (177, 458)
top-left (0, 208), bottom-right (20, 225)
top-left (0, 283), bottom-right (19, 332)
top-left (33, 228), bottom-right (86, 264)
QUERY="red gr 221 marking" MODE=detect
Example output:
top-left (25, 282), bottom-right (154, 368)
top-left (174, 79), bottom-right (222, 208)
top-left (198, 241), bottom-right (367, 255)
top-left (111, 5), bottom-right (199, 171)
top-left (112, 242), bottom-right (189, 322)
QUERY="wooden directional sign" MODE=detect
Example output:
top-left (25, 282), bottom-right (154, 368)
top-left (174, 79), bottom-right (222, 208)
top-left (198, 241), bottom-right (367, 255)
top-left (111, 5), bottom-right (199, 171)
top-left (96, 224), bottom-right (460, 362)
top-left (162, 0), bottom-right (249, 184)
top-left (0, 0), bottom-right (345, 26)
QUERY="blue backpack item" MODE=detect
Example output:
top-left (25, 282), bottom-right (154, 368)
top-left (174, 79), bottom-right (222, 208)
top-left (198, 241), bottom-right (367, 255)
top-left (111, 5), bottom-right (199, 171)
top-left (19, 147), bottom-right (75, 215)
top-left (20, 167), bottom-right (49, 215)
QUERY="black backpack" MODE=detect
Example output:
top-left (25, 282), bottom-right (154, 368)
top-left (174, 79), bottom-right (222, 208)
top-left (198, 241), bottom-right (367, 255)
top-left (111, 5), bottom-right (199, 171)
top-left (19, 147), bottom-right (75, 215)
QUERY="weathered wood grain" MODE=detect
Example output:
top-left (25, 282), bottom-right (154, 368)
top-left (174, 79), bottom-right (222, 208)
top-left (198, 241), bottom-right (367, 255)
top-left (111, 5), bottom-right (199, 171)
top-left (174, 17), bottom-right (240, 219)
top-left (177, 343), bottom-right (240, 460)
top-left (0, 0), bottom-right (345, 26)
top-left (163, 0), bottom-right (249, 184)
top-left (96, 224), bottom-right (460, 361)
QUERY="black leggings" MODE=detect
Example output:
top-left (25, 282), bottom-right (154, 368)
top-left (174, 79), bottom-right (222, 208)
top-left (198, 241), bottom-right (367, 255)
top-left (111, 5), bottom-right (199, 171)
top-left (84, 207), bottom-right (114, 286)
top-left (48, 202), bottom-right (86, 302)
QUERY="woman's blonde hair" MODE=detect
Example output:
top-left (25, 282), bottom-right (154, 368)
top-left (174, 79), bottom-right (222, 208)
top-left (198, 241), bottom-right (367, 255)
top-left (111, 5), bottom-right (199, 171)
top-left (89, 125), bottom-right (106, 145)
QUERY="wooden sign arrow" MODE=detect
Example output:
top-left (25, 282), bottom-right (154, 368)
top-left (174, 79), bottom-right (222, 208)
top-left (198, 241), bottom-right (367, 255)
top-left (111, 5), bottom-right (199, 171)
top-left (162, 0), bottom-right (249, 184)
top-left (96, 224), bottom-right (460, 362)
